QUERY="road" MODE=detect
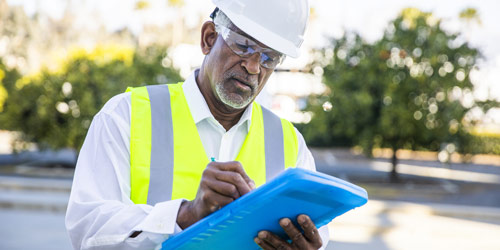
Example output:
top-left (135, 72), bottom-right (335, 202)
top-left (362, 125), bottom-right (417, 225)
top-left (2, 198), bottom-right (500, 250)
top-left (0, 209), bottom-right (72, 250)
top-left (312, 148), bottom-right (500, 207)
top-left (1, 148), bottom-right (500, 249)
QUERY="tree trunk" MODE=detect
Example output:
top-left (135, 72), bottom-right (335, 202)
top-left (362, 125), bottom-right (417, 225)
top-left (390, 147), bottom-right (399, 182)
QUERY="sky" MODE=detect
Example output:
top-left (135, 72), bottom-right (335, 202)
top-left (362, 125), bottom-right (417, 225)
top-left (6, 0), bottom-right (500, 124)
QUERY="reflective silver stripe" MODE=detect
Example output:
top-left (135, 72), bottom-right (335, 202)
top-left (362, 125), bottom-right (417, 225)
top-left (144, 87), bottom-right (284, 203)
top-left (261, 106), bottom-right (285, 181)
top-left (146, 85), bottom-right (174, 205)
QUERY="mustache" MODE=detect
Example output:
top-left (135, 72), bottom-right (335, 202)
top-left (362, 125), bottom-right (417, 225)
top-left (223, 71), bottom-right (258, 90)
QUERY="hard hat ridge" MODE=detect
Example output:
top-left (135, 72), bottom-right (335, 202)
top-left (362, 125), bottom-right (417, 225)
top-left (211, 0), bottom-right (309, 58)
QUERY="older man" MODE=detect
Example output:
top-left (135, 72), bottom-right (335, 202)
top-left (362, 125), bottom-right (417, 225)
top-left (66, 0), bottom-right (329, 249)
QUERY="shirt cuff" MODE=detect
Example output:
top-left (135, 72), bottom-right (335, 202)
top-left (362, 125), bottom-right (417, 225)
top-left (318, 224), bottom-right (330, 250)
top-left (133, 198), bottom-right (186, 235)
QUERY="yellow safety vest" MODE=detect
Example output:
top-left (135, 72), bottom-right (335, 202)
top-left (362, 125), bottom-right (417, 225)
top-left (126, 83), bottom-right (298, 205)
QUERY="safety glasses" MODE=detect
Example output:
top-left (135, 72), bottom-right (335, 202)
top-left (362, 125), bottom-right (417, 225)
top-left (215, 25), bottom-right (285, 69)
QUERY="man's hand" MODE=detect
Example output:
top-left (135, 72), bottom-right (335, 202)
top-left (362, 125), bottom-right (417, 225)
top-left (254, 214), bottom-right (323, 250)
top-left (177, 161), bottom-right (255, 229)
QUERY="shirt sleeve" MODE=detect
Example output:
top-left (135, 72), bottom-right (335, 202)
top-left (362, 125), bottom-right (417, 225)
top-left (294, 127), bottom-right (331, 250)
top-left (65, 93), bottom-right (183, 250)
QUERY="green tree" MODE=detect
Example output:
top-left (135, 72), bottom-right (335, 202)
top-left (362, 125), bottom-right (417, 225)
top-left (0, 61), bottom-right (21, 113)
top-left (303, 8), bottom-right (498, 180)
top-left (459, 7), bottom-right (482, 25)
top-left (0, 44), bottom-right (182, 151)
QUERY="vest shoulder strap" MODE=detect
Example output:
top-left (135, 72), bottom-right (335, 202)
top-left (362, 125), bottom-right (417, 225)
top-left (281, 118), bottom-right (298, 169)
top-left (127, 86), bottom-right (152, 204)
top-left (260, 105), bottom-right (298, 171)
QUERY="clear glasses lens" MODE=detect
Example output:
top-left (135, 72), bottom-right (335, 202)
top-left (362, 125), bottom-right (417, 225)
top-left (215, 25), bottom-right (284, 69)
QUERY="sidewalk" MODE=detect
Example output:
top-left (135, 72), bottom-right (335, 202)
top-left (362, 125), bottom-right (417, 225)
top-left (326, 200), bottom-right (500, 250)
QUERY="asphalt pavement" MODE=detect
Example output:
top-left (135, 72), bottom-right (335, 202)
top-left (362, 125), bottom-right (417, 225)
top-left (311, 148), bottom-right (500, 207)
top-left (0, 209), bottom-right (72, 250)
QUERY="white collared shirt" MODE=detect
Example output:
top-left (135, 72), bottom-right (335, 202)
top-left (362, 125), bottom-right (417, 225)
top-left (65, 70), bottom-right (329, 249)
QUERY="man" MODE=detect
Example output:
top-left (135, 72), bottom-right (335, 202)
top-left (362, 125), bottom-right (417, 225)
top-left (66, 0), bottom-right (329, 249)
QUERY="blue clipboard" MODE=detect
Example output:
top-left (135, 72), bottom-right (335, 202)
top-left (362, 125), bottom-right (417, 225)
top-left (162, 168), bottom-right (368, 249)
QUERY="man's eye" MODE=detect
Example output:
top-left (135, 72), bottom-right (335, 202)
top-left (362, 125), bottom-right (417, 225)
top-left (261, 53), bottom-right (272, 62)
top-left (235, 43), bottom-right (249, 51)
top-left (263, 53), bottom-right (279, 63)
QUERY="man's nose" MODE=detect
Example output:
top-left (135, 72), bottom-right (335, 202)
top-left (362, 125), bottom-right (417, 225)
top-left (241, 53), bottom-right (261, 75)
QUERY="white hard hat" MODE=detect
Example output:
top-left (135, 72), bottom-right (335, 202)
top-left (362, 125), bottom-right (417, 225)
top-left (212, 0), bottom-right (309, 58)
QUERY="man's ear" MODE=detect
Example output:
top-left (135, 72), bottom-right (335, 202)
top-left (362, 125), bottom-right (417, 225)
top-left (200, 21), bottom-right (218, 55)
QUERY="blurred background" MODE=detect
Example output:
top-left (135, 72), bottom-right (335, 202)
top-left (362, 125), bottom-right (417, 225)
top-left (1, 0), bottom-right (499, 249)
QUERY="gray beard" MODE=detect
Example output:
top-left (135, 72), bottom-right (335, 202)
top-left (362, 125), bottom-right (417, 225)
top-left (215, 81), bottom-right (254, 109)
top-left (215, 71), bottom-right (257, 109)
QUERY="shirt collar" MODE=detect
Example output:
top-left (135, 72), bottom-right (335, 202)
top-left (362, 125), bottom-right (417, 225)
top-left (182, 70), bottom-right (253, 132)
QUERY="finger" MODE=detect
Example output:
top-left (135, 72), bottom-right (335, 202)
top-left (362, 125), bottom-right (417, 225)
top-left (213, 169), bottom-right (252, 195)
top-left (212, 161), bottom-right (255, 188)
top-left (203, 177), bottom-right (240, 200)
top-left (258, 231), bottom-right (291, 250)
top-left (254, 237), bottom-right (275, 250)
top-left (204, 163), bottom-right (252, 195)
top-left (200, 189), bottom-right (234, 212)
top-left (279, 218), bottom-right (308, 247)
top-left (298, 214), bottom-right (322, 247)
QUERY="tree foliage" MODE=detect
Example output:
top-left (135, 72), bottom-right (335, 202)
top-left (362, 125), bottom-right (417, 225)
top-left (0, 44), bottom-right (182, 151)
top-left (0, 62), bottom-right (21, 112)
top-left (303, 8), bottom-right (498, 177)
